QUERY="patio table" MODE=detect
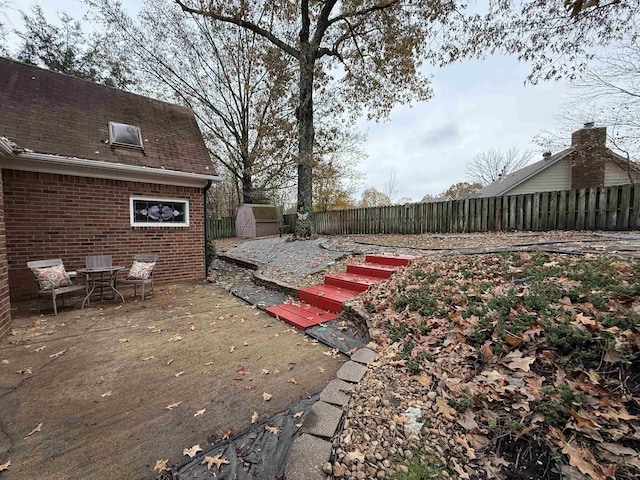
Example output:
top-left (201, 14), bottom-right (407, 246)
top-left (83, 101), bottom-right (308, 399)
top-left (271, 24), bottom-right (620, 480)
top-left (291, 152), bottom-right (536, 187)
top-left (78, 266), bottom-right (126, 308)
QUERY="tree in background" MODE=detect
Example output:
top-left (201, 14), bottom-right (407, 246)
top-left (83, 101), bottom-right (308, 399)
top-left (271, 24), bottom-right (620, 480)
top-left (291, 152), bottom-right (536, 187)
top-left (13, 5), bottom-right (136, 89)
top-left (383, 168), bottom-right (400, 204)
top-left (174, 0), bottom-right (640, 240)
top-left (359, 188), bottom-right (391, 208)
top-left (466, 148), bottom-right (534, 186)
top-left (441, 181), bottom-right (482, 200)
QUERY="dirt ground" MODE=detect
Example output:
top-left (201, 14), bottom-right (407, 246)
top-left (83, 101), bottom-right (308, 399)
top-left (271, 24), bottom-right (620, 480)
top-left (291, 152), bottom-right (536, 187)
top-left (0, 282), bottom-right (345, 480)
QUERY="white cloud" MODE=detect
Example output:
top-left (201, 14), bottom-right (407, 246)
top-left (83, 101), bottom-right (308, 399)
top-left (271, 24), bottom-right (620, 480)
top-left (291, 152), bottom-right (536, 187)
top-left (356, 55), bottom-right (571, 201)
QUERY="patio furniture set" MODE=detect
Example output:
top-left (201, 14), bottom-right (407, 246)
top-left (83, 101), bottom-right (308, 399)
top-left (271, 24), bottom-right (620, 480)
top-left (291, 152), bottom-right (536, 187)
top-left (27, 254), bottom-right (158, 315)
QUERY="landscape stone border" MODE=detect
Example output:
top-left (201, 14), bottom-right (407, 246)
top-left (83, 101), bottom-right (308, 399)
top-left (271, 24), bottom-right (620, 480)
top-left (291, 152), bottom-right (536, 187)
top-left (284, 347), bottom-right (377, 480)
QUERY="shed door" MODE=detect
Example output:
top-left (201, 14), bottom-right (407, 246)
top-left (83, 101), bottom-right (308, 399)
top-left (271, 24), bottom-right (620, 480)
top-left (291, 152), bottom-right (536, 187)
top-left (236, 207), bottom-right (255, 238)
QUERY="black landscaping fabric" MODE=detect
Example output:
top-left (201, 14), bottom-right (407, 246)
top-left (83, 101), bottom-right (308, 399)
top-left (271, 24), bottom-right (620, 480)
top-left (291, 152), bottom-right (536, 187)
top-left (230, 283), bottom-right (289, 310)
top-left (175, 394), bottom-right (319, 480)
top-left (306, 319), bottom-right (364, 354)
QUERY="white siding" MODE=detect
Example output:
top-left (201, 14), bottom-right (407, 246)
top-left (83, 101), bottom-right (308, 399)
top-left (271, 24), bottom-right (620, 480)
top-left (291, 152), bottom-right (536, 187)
top-left (605, 160), bottom-right (640, 186)
top-left (506, 159), bottom-right (571, 195)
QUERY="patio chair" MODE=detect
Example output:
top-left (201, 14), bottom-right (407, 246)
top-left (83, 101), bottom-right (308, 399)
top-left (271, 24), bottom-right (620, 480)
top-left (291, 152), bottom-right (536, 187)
top-left (117, 254), bottom-right (158, 301)
top-left (27, 259), bottom-right (86, 315)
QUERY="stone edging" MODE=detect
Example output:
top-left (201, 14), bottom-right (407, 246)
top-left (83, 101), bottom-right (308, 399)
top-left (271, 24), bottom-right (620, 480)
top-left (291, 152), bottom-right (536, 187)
top-left (217, 253), bottom-right (300, 298)
top-left (284, 347), bottom-right (377, 480)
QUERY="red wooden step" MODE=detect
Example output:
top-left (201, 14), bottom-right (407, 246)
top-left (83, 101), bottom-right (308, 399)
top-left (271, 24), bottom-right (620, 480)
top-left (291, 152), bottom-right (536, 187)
top-left (365, 254), bottom-right (420, 267)
top-left (298, 285), bottom-right (358, 312)
top-left (325, 273), bottom-right (382, 292)
top-left (347, 263), bottom-right (397, 279)
top-left (265, 303), bottom-right (337, 329)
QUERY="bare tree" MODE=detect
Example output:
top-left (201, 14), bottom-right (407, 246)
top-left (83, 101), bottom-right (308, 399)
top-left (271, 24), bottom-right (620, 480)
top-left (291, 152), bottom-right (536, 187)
top-left (466, 148), bottom-right (534, 186)
top-left (383, 168), bottom-right (400, 204)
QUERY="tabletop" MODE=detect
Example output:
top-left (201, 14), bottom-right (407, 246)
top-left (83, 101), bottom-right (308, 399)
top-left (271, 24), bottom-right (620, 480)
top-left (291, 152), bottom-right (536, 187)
top-left (77, 266), bottom-right (126, 274)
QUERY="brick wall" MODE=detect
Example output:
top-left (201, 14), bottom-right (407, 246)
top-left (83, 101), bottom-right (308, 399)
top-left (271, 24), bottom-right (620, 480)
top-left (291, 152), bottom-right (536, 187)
top-left (0, 170), bottom-right (11, 338)
top-left (569, 147), bottom-right (607, 190)
top-left (3, 170), bottom-right (206, 300)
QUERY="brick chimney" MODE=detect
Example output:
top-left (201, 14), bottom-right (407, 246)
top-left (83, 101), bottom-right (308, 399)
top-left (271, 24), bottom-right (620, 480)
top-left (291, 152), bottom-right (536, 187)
top-left (569, 123), bottom-right (607, 190)
top-left (571, 122), bottom-right (606, 147)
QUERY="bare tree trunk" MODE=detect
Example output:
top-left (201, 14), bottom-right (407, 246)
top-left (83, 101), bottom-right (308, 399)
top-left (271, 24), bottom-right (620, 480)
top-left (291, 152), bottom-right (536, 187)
top-left (292, 0), bottom-right (316, 239)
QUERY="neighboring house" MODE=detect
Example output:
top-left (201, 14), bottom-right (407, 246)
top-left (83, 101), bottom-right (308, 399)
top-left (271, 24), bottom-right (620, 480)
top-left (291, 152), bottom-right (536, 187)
top-left (470, 124), bottom-right (640, 198)
top-left (0, 58), bottom-right (220, 337)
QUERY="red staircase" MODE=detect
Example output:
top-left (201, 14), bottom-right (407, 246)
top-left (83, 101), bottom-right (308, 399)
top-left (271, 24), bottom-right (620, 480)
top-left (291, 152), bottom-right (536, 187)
top-left (266, 253), bottom-right (419, 329)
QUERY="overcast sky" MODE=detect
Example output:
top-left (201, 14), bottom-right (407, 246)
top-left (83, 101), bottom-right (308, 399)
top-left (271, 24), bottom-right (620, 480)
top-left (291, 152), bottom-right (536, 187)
top-left (4, 0), bottom-right (577, 202)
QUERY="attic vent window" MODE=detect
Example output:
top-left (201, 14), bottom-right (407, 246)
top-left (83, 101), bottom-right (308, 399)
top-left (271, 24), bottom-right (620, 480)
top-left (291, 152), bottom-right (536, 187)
top-left (109, 122), bottom-right (143, 149)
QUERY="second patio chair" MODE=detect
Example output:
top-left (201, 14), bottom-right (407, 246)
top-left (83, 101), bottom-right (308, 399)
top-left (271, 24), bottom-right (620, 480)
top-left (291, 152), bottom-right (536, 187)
top-left (117, 254), bottom-right (158, 301)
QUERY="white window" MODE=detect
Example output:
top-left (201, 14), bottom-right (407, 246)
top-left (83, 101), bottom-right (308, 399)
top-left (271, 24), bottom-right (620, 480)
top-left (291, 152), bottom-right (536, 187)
top-left (130, 196), bottom-right (189, 227)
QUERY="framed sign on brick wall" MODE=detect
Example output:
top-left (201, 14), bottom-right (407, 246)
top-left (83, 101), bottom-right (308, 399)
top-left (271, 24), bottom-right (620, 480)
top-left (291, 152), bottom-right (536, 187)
top-left (130, 196), bottom-right (189, 227)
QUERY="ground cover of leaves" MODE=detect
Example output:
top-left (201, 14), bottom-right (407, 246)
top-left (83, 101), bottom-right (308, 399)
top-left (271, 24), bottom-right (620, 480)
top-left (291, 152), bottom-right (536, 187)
top-left (337, 252), bottom-right (640, 480)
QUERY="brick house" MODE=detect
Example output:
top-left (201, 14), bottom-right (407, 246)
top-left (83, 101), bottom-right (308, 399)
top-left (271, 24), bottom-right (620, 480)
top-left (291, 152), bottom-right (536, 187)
top-left (470, 124), bottom-right (640, 198)
top-left (0, 58), bottom-right (220, 337)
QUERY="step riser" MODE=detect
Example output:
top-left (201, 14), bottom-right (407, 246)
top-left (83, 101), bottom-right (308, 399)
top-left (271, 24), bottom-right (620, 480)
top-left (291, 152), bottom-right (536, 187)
top-left (299, 291), bottom-right (343, 312)
top-left (265, 304), bottom-right (337, 329)
top-left (365, 254), bottom-right (418, 266)
top-left (324, 276), bottom-right (370, 292)
top-left (347, 265), bottom-right (394, 279)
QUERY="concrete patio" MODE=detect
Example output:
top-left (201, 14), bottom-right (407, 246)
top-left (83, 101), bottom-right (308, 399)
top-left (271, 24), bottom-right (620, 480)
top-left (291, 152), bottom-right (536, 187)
top-left (0, 282), bottom-right (345, 480)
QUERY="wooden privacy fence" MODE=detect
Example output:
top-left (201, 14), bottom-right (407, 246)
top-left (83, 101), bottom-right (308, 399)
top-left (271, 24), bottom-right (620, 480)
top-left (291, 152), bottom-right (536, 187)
top-left (206, 216), bottom-right (235, 239)
top-left (208, 184), bottom-right (640, 238)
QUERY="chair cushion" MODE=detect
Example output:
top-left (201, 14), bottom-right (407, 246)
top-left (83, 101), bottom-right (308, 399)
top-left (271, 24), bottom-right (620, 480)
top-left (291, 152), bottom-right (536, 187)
top-left (128, 261), bottom-right (155, 280)
top-left (31, 264), bottom-right (72, 291)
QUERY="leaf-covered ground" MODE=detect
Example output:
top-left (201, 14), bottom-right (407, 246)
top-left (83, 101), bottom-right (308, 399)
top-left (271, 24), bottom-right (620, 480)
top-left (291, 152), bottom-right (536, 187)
top-left (342, 252), bottom-right (640, 480)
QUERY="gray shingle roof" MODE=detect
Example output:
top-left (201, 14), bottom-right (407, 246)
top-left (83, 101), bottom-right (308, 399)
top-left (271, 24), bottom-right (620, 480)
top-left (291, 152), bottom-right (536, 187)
top-left (469, 147), bottom-right (578, 198)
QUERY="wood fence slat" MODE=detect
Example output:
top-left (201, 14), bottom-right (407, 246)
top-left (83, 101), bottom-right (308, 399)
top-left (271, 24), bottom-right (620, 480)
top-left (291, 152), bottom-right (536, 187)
top-left (576, 189), bottom-right (586, 230)
top-left (586, 188), bottom-right (597, 229)
top-left (548, 192), bottom-right (557, 230)
top-left (598, 188), bottom-right (607, 230)
top-left (619, 184), bottom-right (631, 229)
top-left (532, 194), bottom-right (540, 231)
top-left (567, 190), bottom-right (576, 230)
top-left (607, 187), bottom-right (619, 230)
top-left (633, 184), bottom-right (640, 229)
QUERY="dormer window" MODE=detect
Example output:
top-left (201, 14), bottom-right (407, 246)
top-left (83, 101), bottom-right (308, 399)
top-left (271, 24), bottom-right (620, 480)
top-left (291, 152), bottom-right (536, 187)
top-left (109, 122), bottom-right (143, 149)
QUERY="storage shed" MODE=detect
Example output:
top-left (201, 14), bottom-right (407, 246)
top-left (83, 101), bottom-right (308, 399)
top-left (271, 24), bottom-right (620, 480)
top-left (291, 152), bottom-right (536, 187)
top-left (235, 204), bottom-right (280, 238)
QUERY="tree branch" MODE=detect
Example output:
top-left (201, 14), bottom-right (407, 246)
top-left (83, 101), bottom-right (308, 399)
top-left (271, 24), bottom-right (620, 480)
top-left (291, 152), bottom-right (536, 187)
top-left (326, 0), bottom-right (400, 27)
top-left (174, 0), bottom-right (299, 58)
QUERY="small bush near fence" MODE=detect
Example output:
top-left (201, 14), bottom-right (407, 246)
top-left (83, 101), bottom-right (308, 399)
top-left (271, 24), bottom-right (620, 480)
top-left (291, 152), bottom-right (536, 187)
top-left (207, 184), bottom-right (640, 239)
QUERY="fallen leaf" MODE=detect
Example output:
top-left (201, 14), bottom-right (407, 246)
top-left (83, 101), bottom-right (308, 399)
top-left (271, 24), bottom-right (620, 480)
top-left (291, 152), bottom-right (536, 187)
top-left (346, 450), bottom-right (365, 463)
top-left (243, 341), bottom-right (249, 346)
top-left (273, 368), bottom-right (281, 375)
top-left (174, 371), bottom-right (184, 377)
top-left (33, 346), bottom-right (46, 352)
top-left (503, 352), bottom-right (536, 372)
top-left (318, 366), bottom-right (325, 373)
top-left (202, 453), bottom-right (229, 470)
top-left (265, 425), bottom-right (279, 434)
top-left (221, 428), bottom-right (233, 440)
top-left (100, 390), bottom-right (112, 398)
top-left (561, 440), bottom-right (608, 480)
top-left (411, 374), bottom-right (431, 388)
top-left (263, 392), bottom-right (273, 401)
top-left (251, 411), bottom-right (259, 423)
top-left (194, 408), bottom-right (206, 417)
top-left (167, 334), bottom-right (182, 342)
top-left (288, 377), bottom-right (298, 385)
top-left (118, 338), bottom-right (129, 344)
top-left (143, 356), bottom-right (155, 361)
top-left (183, 444), bottom-right (202, 458)
top-left (287, 362), bottom-right (296, 370)
top-left (229, 345), bottom-right (236, 353)
top-left (1, 359), bottom-right (8, 364)
top-left (49, 349), bottom-right (67, 358)
top-left (166, 358), bottom-right (174, 366)
top-left (165, 401), bottom-right (182, 410)
top-left (236, 366), bottom-right (250, 376)
top-left (154, 459), bottom-right (170, 473)
top-left (24, 422), bottom-right (42, 438)
top-left (17, 367), bottom-right (32, 375)
top-left (204, 361), bottom-right (214, 366)
top-left (293, 411), bottom-right (303, 418)
top-left (261, 368), bottom-right (269, 374)
top-left (457, 411), bottom-right (479, 431)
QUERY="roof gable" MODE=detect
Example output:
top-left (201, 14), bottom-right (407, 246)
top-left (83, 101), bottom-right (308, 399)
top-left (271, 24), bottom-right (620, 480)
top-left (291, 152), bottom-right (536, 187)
top-left (0, 58), bottom-right (212, 176)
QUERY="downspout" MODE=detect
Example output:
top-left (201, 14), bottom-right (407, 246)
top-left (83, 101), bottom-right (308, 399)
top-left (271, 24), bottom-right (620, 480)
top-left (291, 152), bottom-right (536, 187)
top-left (203, 180), bottom-right (213, 278)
